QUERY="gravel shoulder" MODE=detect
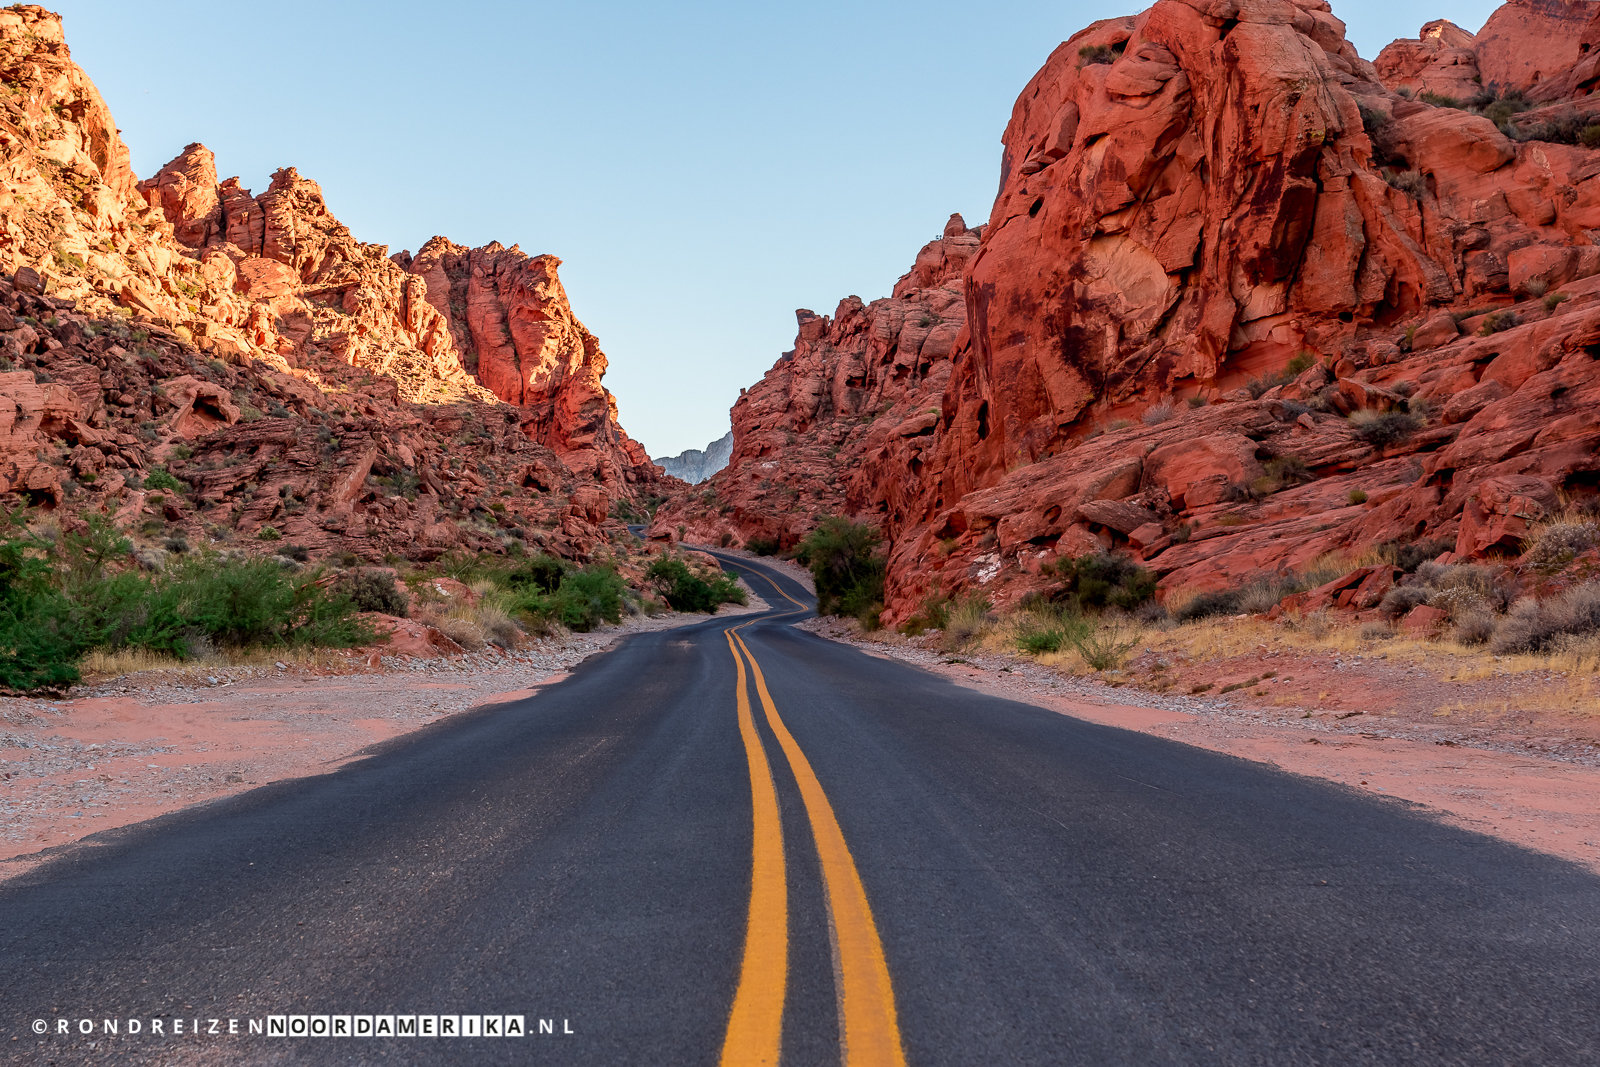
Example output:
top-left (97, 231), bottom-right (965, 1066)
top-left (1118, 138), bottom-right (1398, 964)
top-left (798, 616), bottom-right (1600, 876)
top-left (0, 591), bottom-right (768, 879)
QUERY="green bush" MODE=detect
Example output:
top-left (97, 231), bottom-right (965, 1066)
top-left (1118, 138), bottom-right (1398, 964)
top-left (745, 536), bottom-right (780, 556)
top-left (1070, 622), bottom-right (1139, 671)
top-left (647, 557), bottom-right (746, 614)
top-left (0, 513), bottom-right (374, 691)
top-left (795, 517), bottom-right (886, 621)
top-left (505, 553), bottom-right (569, 594)
top-left (1048, 552), bottom-right (1156, 611)
top-left (258, 525), bottom-right (281, 541)
top-left (1490, 583), bottom-right (1600, 654)
top-left (143, 466), bottom-right (186, 493)
top-left (339, 570), bottom-right (409, 616)
top-left (546, 566), bottom-right (626, 632)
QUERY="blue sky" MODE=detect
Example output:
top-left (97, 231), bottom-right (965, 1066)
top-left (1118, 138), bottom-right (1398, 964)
top-left (55, 0), bottom-right (1501, 458)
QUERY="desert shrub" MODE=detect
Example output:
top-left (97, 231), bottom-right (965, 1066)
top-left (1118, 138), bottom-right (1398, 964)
top-left (1454, 610), bottom-right (1496, 646)
top-left (1379, 585), bottom-right (1429, 619)
top-left (1386, 168), bottom-right (1427, 199)
top-left (339, 570), bottom-right (409, 616)
top-left (745, 536), bottom-right (779, 556)
top-left (1419, 90), bottom-right (1461, 108)
top-left (1482, 93), bottom-right (1533, 129)
top-left (1512, 107), bottom-right (1587, 145)
top-left (1186, 396), bottom-right (1206, 409)
top-left (1049, 552), bottom-right (1157, 611)
top-left (1359, 103), bottom-right (1390, 133)
top-left (647, 557), bottom-right (746, 614)
top-left (1070, 621), bottom-right (1139, 671)
top-left (505, 553), bottom-right (569, 594)
top-left (1373, 537), bottom-right (1453, 574)
top-left (1417, 562), bottom-right (1505, 618)
top-left (943, 595), bottom-right (994, 648)
top-left (795, 517), bottom-right (885, 618)
top-left (1078, 41), bottom-right (1124, 65)
top-left (1174, 589), bottom-right (1242, 622)
top-left (1489, 583), bottom-right (1600, 654)
top-left (1251, 455), bottom-right (1315, 496)
top-left (900, 590), bottom-right (953, 635)
top-left (257, 525), bottom-right (282, 541)
top-left (143, 466), bottom-right (187, 493)
top-left (547, 565), bottom-right (627, 632)
top-left (1523, 278), bottom-right (1549, 298)
top-left (1359, 621), bottom-right (1394, 640)
top-left (1522, 519), bottom-right (1600, 570)
top-left (1582, 125), bottom-right (1600, 149)
top-left (1544, 291), bottom-right (1572, 311)
top-left (1348, 408), bottom-right (1424, 446)
top-left (1014, 605), bottom-right (1091, 655)
top-left (1141, 399), bottom-right (1176, 425)
top-left (1476, 310), bottom-right (1520, 336)
top-left (1348, 489), bottom-right (1369, 505)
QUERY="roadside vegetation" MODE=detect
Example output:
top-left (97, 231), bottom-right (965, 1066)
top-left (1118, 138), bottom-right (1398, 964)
top-left (0, 504), bottom-right (755, 692)
top-left (798, 506), bottom-right (1600, 696)
top-left (0, 510), bottom-right (373, 692)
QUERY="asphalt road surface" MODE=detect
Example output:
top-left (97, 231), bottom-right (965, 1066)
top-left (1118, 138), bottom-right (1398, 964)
top-left (3, 552), bottom-right (1598, 1066)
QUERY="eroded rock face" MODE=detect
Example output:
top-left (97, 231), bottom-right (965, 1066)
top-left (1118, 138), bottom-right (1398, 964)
top-left (651, 214), bottom-right (979, 549)
top-left (659, 0), bottom-right (1600, 625)
top-left (0, 5), bottom-right (663, 561)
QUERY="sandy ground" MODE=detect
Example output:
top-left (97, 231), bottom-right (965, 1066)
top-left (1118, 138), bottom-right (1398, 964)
top-left (800, 616), bottom-right (1600, 876)
top-left (0, 590), bottom-right (768, 881)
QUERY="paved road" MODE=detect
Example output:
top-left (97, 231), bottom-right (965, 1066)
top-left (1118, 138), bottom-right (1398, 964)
top-left (3, 552), bottom-right (1599, 1065)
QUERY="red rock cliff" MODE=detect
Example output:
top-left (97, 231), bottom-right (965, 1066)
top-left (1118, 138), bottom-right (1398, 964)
top-left (661, 0), bottom-right (1600, 625)
top-left (0, 5), bottom-right (662, 562)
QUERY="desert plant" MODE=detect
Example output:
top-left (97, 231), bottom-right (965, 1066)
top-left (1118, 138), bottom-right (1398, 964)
top-left (1454, 609), bottom-right (1496, 646)
top-left (1070, 621), bottom-right (1139, 671)
top-left (745, 536), bottom-right (780, 556)
top-left (1523, 278), bottom-right (1549, 298)
top-left (1583, 125), bottom-right (1600, 149)
top-left (1348, 408), bottom-right (1424, 446)
top-left (1049, 552), bottom-right (1157, 611)
top-left (1141, 399), bottom-right (1176, 425)
top-left (1489, 583), bottom-right (1600, 654)
top-left (1522, 518), bottom-right (1600, 570)
top-left (943, 595), bottom-right (994, 648)
top-left (1386, 168), bottom-right (1427, 199)
top-left (1476, 310), bottom-right (1520, 336)
top-left (647, 556), bottom-right (746, 614)
top-left (1379, 585), bottom-right (1429, 619)
top-left (1078, 41), bottom-right (1124, 65)
top-left (339, 570), bottom-right (409, 616)
top-left (795, 517), bottom-right (885, 618)
top-left (257, 525), bottom-right (282, 541)
top-left (142, 466), bottom-right (187, 493)
top-left (1174, 589), bottom-right (1243, 622)
top-left (1544, 291), bottom-right (1572, 311)
top-left (1348, 489), bottom-right (1369, 505)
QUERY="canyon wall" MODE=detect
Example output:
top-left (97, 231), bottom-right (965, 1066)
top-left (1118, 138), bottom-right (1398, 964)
top-left (0, 5), bottom-right (661, 561)
top-left (656, 0), bottom-right (1600, 623)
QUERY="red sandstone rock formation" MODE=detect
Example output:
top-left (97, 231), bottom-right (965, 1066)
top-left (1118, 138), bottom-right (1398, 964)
top-left (0, 5), bottom-right (663, 562)
top-left (657, 0), bottom-right (1600, 626)
top-left (653, 213), bottom-right (978, 549)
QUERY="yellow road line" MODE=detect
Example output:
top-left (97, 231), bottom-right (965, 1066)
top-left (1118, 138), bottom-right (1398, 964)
top-left (733, 630), bottom-right (907, 1067)
top-left (720, 557), bottom-right (811, 612)
top-left (720, 631), bottom-right (789, 1067)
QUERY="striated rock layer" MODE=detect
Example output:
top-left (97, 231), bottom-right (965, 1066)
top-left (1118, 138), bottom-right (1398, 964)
top-left (0, 6), bottom-right (661, 561)
top-left (656, 0), bottom-right (1600, 624)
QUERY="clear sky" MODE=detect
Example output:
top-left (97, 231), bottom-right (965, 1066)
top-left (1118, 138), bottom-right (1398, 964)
top-left (54, 0), bottom-right (1501, 459)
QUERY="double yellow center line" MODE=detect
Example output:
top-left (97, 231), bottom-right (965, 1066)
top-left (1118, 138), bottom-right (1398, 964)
top-left (718, 563), bottom-right (905, 1067)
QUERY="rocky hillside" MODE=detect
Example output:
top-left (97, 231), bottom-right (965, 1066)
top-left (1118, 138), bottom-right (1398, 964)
top-left (654, 0), bottom-right (1600, 625)
top-left (0, 5), bottom-right (662, 562)
top-left (654, 431), bottom-right (733, 485)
